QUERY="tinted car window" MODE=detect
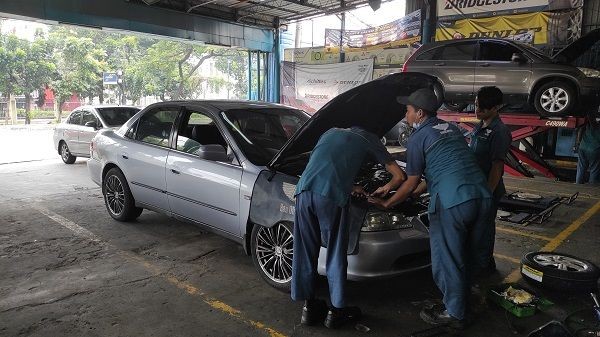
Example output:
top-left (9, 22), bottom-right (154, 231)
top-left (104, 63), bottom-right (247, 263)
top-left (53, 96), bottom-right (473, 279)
top-left (416, 48), bottom-right (438, 60)
top-left (220, 108), bottom-right (308, 166)
top-left (125, 120), bottom-right (138, 139)
top-left (439, 42), bottom-right (476, 60)
top-left (81, 111), bottom-right (98, 126)
top-left (479, 42), bottom-right (521, 61)
top-left (68, 110), bottom-right (82, 125)
top-left (97, 107), bottom-right (140, 127)
top-left (135, 108), bottom-right (179, 147)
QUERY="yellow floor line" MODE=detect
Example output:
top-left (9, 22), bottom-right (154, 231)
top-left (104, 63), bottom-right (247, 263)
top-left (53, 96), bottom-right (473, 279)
top-left (496, 226), bottom-right (552, 241)
top-left (503, 199), bottom-right (600, 283)
top-left (493, 253), bottom-right (520, 264)
top-left (34, 205), bottom-right (287, 337)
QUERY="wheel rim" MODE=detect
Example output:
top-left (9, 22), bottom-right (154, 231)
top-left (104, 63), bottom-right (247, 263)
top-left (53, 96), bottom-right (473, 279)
top-left (104, 175), bottom-right (125, 216)
top-left (533, 253), bottom-right (589, 272)
top-left (61, 143), bottom-right (70, 161)
top-left (255, 224), bottom-right (293, 284)
top-left (540, 87), bottom-right (569, 113)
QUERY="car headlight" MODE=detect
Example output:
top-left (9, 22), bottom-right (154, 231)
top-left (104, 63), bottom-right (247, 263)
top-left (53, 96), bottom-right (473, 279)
top-left (361, 212), bottom-right (413, 232)
top-left (578, 67), bottom-right (600, 78)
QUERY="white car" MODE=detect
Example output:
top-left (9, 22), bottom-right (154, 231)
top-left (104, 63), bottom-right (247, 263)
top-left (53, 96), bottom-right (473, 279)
top-left (53, 105), bottom-right (140, 164)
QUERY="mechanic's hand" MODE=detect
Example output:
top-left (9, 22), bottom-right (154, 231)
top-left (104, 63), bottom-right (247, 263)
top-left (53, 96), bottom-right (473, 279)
top-left (351, 185), bottom-right (367, 198)
top-left (572, 145), bottom-right (579, 153)
top-left (410, 190), bottom-right (423, 199)
top-left (367, 196), bottom-right (390, 210)
top-left (370, 185), bottom-right (391, 197)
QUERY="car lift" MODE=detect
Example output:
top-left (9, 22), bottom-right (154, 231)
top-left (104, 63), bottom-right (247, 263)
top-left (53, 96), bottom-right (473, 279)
top-left (436, 110), bottom-right (588, 180)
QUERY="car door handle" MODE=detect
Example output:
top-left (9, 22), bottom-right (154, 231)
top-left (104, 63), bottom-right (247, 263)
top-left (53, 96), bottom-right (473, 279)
top-left (122, 154), bottom-right (128, 159)
top-left (479, 63), bottom-right (491, 67)
top-left (434, 62), bottom-right (446, 66)
top-left (170, 169), bottom-right (180, 175)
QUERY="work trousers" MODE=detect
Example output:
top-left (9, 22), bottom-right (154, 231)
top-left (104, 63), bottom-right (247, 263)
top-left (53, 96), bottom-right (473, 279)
top-left (291, 191), bottom-right (349, 308)
top-left (576, 148), bottom-right (600, 184)
top-left (428, 197), bottom-right (494, 320)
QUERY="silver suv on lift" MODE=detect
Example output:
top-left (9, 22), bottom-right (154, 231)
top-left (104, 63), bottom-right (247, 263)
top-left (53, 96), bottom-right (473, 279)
top-left (402, 28), bottom-right (600, 117)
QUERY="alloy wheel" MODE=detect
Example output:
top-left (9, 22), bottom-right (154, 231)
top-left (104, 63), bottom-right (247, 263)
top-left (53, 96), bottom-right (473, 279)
top-left (533, 253), bottom-right (589, 272)
top-left (61, 144), bottom-right (70, 161)
top-left (105, 175), bottom-right (125, 216)
top-left (255, 224), bottom-right (293, 284)
top-left (540, 87), bottom-right (569, 114)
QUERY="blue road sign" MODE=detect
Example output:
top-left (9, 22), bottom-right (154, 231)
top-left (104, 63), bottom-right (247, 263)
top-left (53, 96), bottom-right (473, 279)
top-left (103, 72), bottom-right (118, 85)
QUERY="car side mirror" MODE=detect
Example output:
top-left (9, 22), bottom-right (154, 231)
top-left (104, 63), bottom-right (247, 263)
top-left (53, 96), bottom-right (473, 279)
top-left (197, 144), bottom-right (229, 162)
top-left (511, 52), bottom-right (526, 63)
top-left (84, 120), bottom-right (99, 129)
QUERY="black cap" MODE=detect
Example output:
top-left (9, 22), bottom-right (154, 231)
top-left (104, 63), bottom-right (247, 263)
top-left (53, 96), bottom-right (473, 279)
top-left (397, 88), bottom-right (441, 113)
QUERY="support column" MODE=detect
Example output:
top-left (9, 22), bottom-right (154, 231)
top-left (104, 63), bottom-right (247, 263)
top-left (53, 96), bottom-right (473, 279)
top-left (8, 94), bottom-right (17, 125)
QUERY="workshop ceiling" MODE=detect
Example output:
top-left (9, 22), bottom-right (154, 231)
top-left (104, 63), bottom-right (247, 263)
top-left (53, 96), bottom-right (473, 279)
top-left (130, 0), bottom-right (387, 28)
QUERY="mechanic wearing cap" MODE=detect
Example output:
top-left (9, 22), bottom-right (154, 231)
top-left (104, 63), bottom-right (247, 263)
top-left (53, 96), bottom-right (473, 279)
top-left (470, 86), bottom-right (512, 275)
top-left (292, 125), bottom-right (406, 329)
top-left (369, 88), bottom-right (493, 329)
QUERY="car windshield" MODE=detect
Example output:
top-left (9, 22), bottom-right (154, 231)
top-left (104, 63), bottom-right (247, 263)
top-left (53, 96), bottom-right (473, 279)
top-left (97, 107), bottom-right (140, 127)
top-left (220, 108), bottom-right (309, 166)
top-left (514, 42), bottom-right (551, 60)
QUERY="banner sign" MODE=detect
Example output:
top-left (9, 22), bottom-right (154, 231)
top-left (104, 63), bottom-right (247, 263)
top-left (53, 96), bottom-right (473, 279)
top-left (436, 12), bottom-right (550, 45)
top-left (281, 59), bottom-right (373, 114)
top-left (437, 0), bottom-right (583, 21)
top-left (325, 10), bottom-right (421, 48)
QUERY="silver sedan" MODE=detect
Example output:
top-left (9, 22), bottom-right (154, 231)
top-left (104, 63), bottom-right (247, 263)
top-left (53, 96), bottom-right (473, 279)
top-left (53, 105), bottom-right (140, 164)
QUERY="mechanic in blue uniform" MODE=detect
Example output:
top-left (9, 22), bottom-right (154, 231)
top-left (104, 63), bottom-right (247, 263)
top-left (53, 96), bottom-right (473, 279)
top-left (575, 115), bottom-right (600, 184)
top-left (369, 88), bottom-right (493, 329)
top-left (469, 86), bottom-right (512, 274)
top-left (292, 126), bottom-right (406, 329)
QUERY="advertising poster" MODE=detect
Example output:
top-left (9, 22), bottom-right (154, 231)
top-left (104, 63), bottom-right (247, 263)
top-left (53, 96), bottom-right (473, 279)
top-left (437, 0), bottom-right (583, 21)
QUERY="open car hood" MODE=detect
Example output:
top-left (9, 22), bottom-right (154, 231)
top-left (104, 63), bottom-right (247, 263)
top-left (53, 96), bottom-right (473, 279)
top-left (269, 72), bottom-right (440, 171)
top-left (553, 28), bottom-right (600, 69)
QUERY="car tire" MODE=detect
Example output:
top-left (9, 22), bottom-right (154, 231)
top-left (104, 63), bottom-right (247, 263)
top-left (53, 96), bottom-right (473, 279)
top-left (534, 81), bottom-right (575, 117)
top-left (60, 141), bottom-right (76, 164)
top-left (520, 251), bottom-right (600, 292)
top-left (103, 168), bottom-right (143, 222)
top-left (442, 102), bottom-right (468, 112)
top-left (251, 222), bottom-right (294, 292)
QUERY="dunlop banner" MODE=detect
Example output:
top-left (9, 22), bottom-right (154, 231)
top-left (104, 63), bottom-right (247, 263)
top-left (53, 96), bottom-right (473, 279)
top-left (325, 10), bottom-right (421, 48)
top-left (436, 12), bottom-right (550, 45)
top-left (437, 0), bottom-right (583, 21)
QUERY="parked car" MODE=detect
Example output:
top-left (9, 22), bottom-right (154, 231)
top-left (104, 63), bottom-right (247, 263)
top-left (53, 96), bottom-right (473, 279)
top-left (88, 73), bottom-right (438, 290)
top-left (53, 105), bottom-right (140, 164)
top-left (402, 28), bottom-right (600, 117)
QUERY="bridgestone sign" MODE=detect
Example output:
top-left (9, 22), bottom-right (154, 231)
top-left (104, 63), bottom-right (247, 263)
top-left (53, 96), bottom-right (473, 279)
top-left (437, 0), bottom-right (582, 20)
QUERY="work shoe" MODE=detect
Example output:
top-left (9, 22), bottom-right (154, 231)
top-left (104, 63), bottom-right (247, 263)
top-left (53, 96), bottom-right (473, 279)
top-left (419, 305), bottom-right (466, 330)
top-left (324, 306), bottom-right (362, 329)
top-left (300, 299), bottom-right (328, 326)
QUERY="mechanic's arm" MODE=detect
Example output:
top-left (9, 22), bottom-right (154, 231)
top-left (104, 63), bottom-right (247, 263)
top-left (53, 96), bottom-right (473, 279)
top-left (411, 180), bottom-right (427, 198)
top-left (488, 160), bottom-right (504, 192)
top-left (371, 161), bottom-right (406, 197)
top-left (369, 175), bottom-right (421, 209)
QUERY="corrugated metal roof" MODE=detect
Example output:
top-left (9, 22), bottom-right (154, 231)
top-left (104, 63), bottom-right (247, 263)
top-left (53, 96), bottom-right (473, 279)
top-left (129, 0), bottom-right (386, 28)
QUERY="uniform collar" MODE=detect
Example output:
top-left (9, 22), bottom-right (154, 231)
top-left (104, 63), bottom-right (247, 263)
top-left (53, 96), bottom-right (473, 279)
top-left (475, 115), bottom-right (501, 131)
top-left (414, 116), bottom-right (437, 133)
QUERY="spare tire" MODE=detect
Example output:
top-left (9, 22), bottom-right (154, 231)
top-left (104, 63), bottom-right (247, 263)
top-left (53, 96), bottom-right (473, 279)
top-left (520, 252), bottom-right (600, 292)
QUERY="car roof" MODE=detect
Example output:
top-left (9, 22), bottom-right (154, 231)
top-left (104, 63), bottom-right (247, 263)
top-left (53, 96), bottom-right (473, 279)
top-left (76, 104), bottom-right (140, 110)
top-left (148, 100), bottom-right (295, 112)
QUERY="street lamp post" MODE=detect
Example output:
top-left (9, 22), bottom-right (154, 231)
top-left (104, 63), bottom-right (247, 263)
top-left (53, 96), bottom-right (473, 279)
top-left (116, 69), bottom-right (124, 105)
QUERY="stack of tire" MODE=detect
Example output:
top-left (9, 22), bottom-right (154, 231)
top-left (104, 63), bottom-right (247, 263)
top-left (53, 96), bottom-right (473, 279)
top-left (521, 252), bottom-right (600, 292)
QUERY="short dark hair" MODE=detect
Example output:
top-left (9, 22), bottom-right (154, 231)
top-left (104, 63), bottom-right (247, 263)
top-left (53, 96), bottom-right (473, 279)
top-left (476, 86), bottom-right (503, 110)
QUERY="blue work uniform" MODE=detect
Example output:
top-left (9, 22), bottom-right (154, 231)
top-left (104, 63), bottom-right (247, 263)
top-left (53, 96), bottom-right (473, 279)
top-left (292, 127), bottom-right (392, 308)
top-left (406, 117), bottom-right (493, 320)
top-left (470, 116), bottom-right (512, 270)
top-left (576, 124), bottom-right (600, 184)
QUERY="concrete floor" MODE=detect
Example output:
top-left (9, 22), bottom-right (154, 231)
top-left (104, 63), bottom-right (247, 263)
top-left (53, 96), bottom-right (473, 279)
top-left (1, 127), bottom-right (599, 337)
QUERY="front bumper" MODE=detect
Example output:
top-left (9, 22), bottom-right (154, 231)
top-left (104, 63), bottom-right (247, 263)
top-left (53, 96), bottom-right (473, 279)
top-left (317, 216), bottom-right (431, 281)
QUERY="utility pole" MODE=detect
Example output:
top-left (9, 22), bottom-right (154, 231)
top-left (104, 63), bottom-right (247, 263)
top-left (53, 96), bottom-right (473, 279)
top-left (339, 0), bottom-right (346, 63)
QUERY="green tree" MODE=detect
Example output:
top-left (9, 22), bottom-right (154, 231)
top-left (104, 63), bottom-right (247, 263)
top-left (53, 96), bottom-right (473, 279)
top-left (13, 34), bottom-right (56, 124)
top-left (214, 50), bottom-right (248, 99)
top-left (49, 28), bottom-right (103, 120)
top-left (0, 34), bottom-right (25, 123)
